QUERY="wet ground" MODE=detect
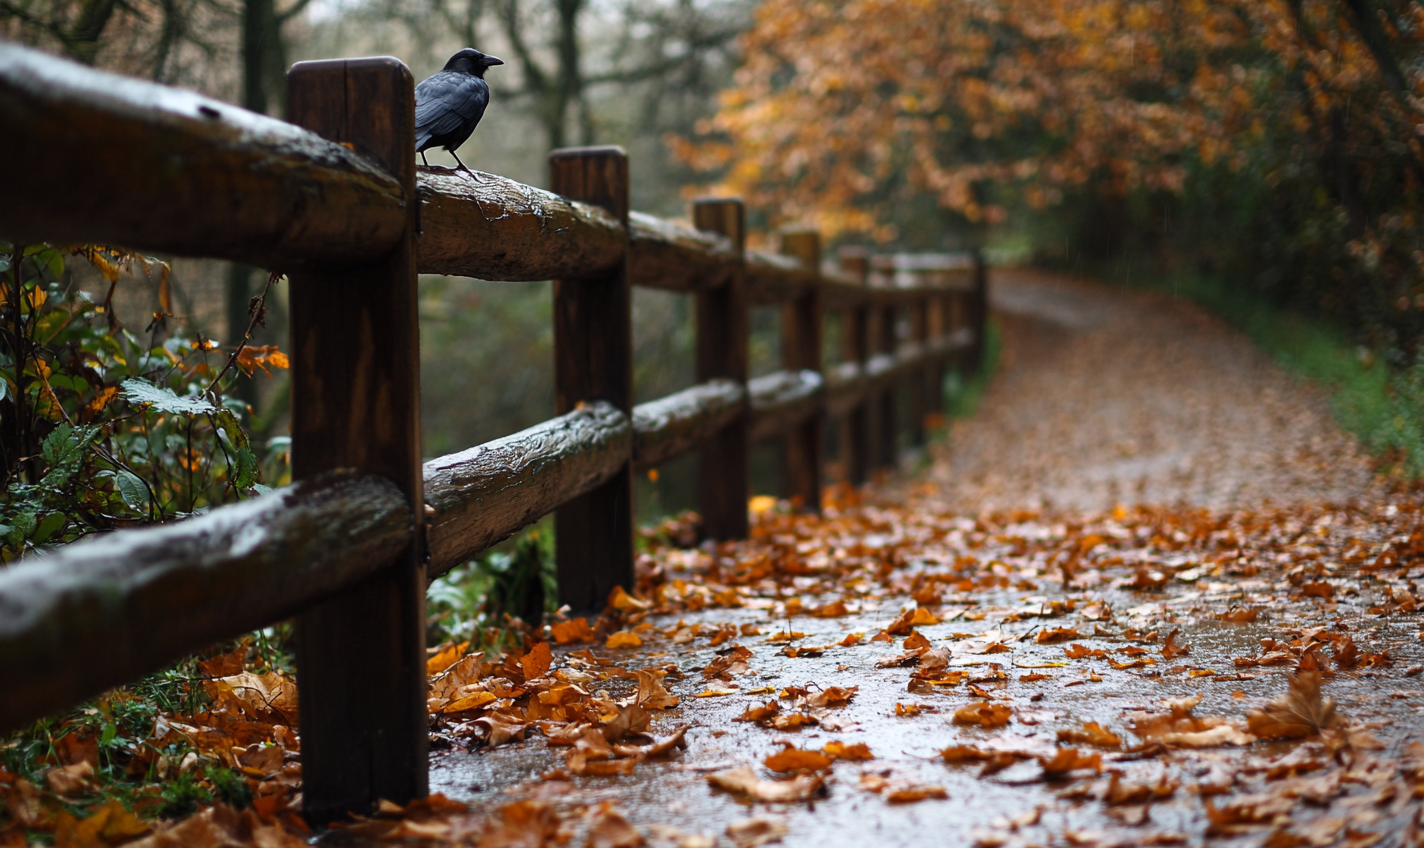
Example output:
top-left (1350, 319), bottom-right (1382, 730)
top-left (367, 271), bottom-right (1424, 848)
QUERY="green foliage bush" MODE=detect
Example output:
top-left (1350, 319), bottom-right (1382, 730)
top-left (0, 243), bottom-right (289, 561)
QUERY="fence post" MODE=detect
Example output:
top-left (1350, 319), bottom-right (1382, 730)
top-left (908, 289), bottom-right (928, 447)
top-left (693, 198), bottom-right (748, 540)
top-left (779, 230), bottom-right (823, 511)
top-left (927, 279), bottom-right (947, 422)
top-left (837, 247), bottom-right (870, 485)
top-left (874, 261), bottom-right (899, 471)
top-left (286, 58), bottom-right (427, 823)
top-left (970, 247), bottom-right (989, 371)
top-left (550, 147), bottom-right (634, 610)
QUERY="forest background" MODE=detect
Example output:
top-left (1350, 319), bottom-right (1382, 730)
top-left (4, 0), bottom-right (1424, 517)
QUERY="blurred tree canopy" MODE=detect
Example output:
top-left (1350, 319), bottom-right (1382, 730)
top-left (681, 0), bottom-right (1424, 356)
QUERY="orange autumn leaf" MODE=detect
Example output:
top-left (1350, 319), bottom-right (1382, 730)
top-left (551, 618), bottom-right (596, 645)
top-left (823, 741), bottom-right (874, 761)
top-left (764, 747), bottom-right (833, 772)
top-left (234, 345), bottom-right (289, 377)
top-left (518, 641), bottom-right (553, 680)
top-left (605, 631), bottom-right (643, 650)
top-left (952, 702), bottom-right (1012, 729)
top-left (427, 641), bottom-right (468, 676)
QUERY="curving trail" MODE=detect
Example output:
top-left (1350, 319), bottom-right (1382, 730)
top-left (929, 269), bottom-right (1384, 513)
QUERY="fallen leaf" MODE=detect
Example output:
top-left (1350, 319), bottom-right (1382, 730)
top-left (519, 642), bottom-right (554, 680)
top-left (953, 703), bottom-right (1012, 728)
top-left (822, 741), bottom-right (873, 761)
top-left (726, 817), bottom-right (786, 848)
top-left (630, 670), bottom-right (679, 710)
top-left (1055, 722), bottom-right (1121, 748)
top-left (605, 632), bottom-right (643, 650)
top-left (552, 618), bottom-right (597, 645)
top-left (478, 800), bottom-right (562, 848)
top-left (764, 747), bottom-right (832, 772)
top-left (707, 767), bottom-right (825, 802)
top-left (1247, 670), bottom-right (1339, 739)
top-left (885, 784), bottom-right (948, 803)
top-left (1161, 628), bottom-right (1191, 659)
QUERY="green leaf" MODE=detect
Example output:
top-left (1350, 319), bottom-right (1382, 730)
top-left (31, 511), bottom-right (66, 544)
top-left (120, 378), bottom-right (217, 415)
top-left (211, 408), bottom-right (250, 451)
top-left (7, 511), bottom-right (35, 547)
top-left (99, 722), bottom-right (117, 747)
top-left (115, 471), bottom-right (150, 514)
top-left (233, 447), bottom-right (259, 490)
top-left (40, 424), bottom-right (73, 467)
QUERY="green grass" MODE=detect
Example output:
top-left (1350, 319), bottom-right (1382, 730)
top-left (1122, 269), bottom-right (1424, 479)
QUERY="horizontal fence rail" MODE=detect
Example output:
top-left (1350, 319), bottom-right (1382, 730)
top-left (0, 42), bottom-right (989, 822)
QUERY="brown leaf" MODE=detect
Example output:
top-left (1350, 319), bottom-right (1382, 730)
top-left (1247, 670), bottom-right (1339, 740)
top-left (45, 760), bottom-right (94, 796)
top-left (1037, 748), bottom-right (1101, 776)
top-left (1161, 628), bottom-right (1191, 659)
top-left (478, 800), bottom-right (562, 848)
top-left (631, 670), bottom-right (679, 710)
top-left (1055, 722), bottom-right (1121, 748)
top-left (1036, 627), bottom-right (1082, 644)
top-left (586, 805), bottom-right (642, 848)
top-left (707, 767), bottom-right (825, 802)
top-left (764, 747), bottom-right (832, 772)
top-left (726, 817), bottom-right (787, 848)
top-left (122, 805), bottom-right (303, 848)
top-left (551, 618), bottom-right (597, 645)
top-left (823, 741), bottom-right (873, 761)
top-left (952, 703), bottom-right (1012, 728)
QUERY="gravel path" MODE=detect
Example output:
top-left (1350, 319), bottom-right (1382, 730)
top-left (928, 268), bottom-right (1386, 512)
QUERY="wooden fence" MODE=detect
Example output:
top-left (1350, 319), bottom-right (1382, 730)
top-left (0, 46), bottom-right (987, 822)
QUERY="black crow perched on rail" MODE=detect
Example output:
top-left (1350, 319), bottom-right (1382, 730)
top-left (415, 48), bottom-right (503, 171)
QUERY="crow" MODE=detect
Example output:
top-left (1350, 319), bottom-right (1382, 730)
top-left (415, 48), bottom-right (503, 171)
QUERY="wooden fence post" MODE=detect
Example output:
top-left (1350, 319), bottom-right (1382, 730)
top-left (693, 198), bottom-right (748, 539)
top-left (838, 247), bottom-right (870, 485)
top-left (908, 291), bottom-right (928, 447)
top-left (286, 57), bottom-right (427, 823)
top-left (970, 247), bottom-right (988, 371)
top-left (779, 230), bottom-right (823, 511)
top-left (550, 147), bottom-right (634, 610)
top-left (876, 285), bottom-right (899, 471)
top-left (927, 283), bottom-right (947, 421)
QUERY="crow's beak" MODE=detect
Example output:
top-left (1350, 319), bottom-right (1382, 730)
top-left (485, 56), bottom-right (505, 67)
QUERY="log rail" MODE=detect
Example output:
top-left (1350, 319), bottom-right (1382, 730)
top-left (0, 44), bottom-right (989, 822)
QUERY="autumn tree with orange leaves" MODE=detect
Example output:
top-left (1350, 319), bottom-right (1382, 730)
top-left (682, 0), bottom-right (1424, 352)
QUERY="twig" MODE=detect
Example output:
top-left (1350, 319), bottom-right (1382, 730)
top-left (205, 270), bottom-right (281, 398)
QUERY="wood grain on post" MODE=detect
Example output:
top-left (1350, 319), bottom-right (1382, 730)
top-left (692, 199), bottom-right (749, 539)
top-left (837, 247), bottom-right (871, 485)
top-left (286, 57), bottom-right (427, 823)
top-left (779, 230), bottom-right (823, 511)
top-left (550, 147), bottom-right (634, 612)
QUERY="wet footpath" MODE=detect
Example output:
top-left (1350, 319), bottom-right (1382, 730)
top-left (349, 271), bottom-right (1424, 848)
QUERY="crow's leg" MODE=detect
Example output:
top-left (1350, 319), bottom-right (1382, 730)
top-left (420, 150), bottom-right (430, 167)
top-left (449, 149), bottom-right (472, 173)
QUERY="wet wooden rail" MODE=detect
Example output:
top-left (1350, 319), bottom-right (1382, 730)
top-left (0, 44), bottom-right (988, 823)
